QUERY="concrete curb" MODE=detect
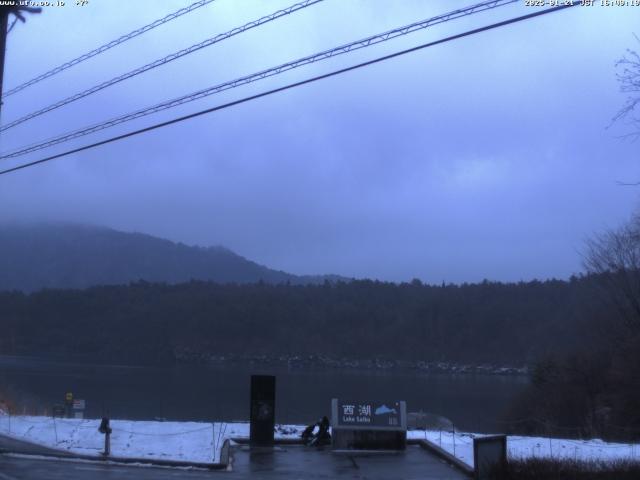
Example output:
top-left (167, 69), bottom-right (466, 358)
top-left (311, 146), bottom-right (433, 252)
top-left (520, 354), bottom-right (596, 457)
top-left (0, 448), bottom-right (229, 470)
top-left (0, 433), bottom-right (75, 458)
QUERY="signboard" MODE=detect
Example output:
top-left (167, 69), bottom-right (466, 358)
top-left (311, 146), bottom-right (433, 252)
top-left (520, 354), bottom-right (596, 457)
top-left (337, 400), bottom-right (403, 428)
top-left (65, 392), bottom-right (73, 403)
top-left (73, 399), bottom-right (85, 410)
top-left (331, 399), bottom-right (407, 451)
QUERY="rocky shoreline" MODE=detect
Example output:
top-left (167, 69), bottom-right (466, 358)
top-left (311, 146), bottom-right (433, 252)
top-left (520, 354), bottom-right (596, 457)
top-left (173, 350), bottom-right (528, 375)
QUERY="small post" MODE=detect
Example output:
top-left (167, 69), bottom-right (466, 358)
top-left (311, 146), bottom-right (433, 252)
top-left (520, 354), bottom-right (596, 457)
top-left (212, 422), bottom-right (215, 461)
top-left (452, 424), bottom-right (456, 458)
top-left (98, 417), bottom-right (112, 456)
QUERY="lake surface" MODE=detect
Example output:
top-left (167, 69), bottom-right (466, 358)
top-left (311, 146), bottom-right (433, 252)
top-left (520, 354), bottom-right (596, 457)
top-left (0, 355), bottom-right (528, 432)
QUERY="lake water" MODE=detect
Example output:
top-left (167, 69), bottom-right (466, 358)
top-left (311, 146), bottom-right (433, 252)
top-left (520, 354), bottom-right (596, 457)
top-left (0, 355), bottom-right (528, 432)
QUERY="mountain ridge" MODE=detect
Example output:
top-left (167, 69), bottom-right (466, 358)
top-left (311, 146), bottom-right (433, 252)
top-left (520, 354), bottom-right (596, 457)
top-left (0, 223), bottom-right (349, 291)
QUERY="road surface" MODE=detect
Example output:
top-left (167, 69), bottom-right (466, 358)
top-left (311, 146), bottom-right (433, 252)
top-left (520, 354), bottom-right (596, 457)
top-left (0, 445), bottom-right (468, 479)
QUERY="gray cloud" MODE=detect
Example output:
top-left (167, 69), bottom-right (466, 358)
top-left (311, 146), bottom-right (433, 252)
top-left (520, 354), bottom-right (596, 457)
top-left (0, 0), bottom-right (638, 282)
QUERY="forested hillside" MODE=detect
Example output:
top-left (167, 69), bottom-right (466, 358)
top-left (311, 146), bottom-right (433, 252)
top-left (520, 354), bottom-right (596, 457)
top-left (0, 224), bottom-right (345, 291)
top-left (0, 277), bottom-right (604, 367)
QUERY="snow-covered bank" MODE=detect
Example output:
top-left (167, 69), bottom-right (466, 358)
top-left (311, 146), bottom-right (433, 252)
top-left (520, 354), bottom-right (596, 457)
top-left (0, 415), bottom-right (246, 463)
top-left (407, 430), bottom-right (640, 467)
top-left (1, 414), bottom-right (638, 468)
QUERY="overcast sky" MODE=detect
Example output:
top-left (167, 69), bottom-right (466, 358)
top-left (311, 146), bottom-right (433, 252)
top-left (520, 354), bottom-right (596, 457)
top-left (0, 0), bottom-right (639, 283)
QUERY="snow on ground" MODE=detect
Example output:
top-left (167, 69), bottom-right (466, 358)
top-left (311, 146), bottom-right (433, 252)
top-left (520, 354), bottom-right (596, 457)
top-left (506, 435), bottom-right (640, 464)
top-left (0, 413), bottom-right (306, 464)
top-left (407, 430), bottom-right (640, 468)
top-left (1, 412), bottom-right (638, 468)
top-left (0, 415), bottom-right (241, 463)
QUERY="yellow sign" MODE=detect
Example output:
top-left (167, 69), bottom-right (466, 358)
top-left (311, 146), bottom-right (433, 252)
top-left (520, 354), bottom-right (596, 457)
top-left (65, 392), bottom-right (73, 402)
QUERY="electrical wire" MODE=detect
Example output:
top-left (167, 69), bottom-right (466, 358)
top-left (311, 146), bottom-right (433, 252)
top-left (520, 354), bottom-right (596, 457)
top-left (0, 0), bottom-right (324, 133)
top-left (0, 4), bottom-right (577, 177)
top-left (0, 0), bottom-right (517, 160)
top-left (2, 0), bottom-right (217, 99)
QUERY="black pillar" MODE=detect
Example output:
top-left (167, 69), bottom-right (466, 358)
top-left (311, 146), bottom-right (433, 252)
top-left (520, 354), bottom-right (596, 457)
top-left (249, 375), bottom-right (275, 447)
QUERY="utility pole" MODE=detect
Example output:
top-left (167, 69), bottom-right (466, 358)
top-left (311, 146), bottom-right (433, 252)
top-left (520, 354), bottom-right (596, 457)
top-left (0, 5), bottom-right (41, 119)
top-left (0, 7), bottom-right (9, 119)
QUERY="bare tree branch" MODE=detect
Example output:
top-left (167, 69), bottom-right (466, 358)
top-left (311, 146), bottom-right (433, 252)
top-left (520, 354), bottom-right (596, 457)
top-left (583, 215), bottom-right (640, 332)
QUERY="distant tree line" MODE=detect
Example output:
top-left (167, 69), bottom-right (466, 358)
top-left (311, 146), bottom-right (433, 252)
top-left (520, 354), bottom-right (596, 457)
top-left (0, 276), bottom-right (605, 367)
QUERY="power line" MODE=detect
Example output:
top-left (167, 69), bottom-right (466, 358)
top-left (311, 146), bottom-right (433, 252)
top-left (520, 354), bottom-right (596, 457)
top-left (0, 0), bottom-right (323, 133)
top-left (0, 3), bottom-right (577, 177)
top-left (0, 5), bottom-right (41, 120)
top-left (2, 0), bottom-right (217, 99)
top-left (0, 0), bottom-right (518, 161)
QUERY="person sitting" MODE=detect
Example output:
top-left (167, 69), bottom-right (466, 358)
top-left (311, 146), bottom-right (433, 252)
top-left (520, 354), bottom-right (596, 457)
top-left (301, 415), bottom-right (331, 446)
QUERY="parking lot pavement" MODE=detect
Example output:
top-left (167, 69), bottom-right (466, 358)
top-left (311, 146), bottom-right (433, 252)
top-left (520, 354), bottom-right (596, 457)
top-left (0, 445), bottom-right (468, 479)
top-left (0, 454), bottom-right (217, 480)
top-left (230, 445), bottom-right (467, 479)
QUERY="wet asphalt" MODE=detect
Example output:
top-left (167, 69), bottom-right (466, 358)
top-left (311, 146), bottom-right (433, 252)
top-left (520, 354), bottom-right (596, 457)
top-left (0, 437), bottom-right (467, 479)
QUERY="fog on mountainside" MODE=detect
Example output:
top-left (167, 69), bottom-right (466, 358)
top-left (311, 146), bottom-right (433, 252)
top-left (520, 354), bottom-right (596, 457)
top-left (0, 224), bottom-right (347, 291)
